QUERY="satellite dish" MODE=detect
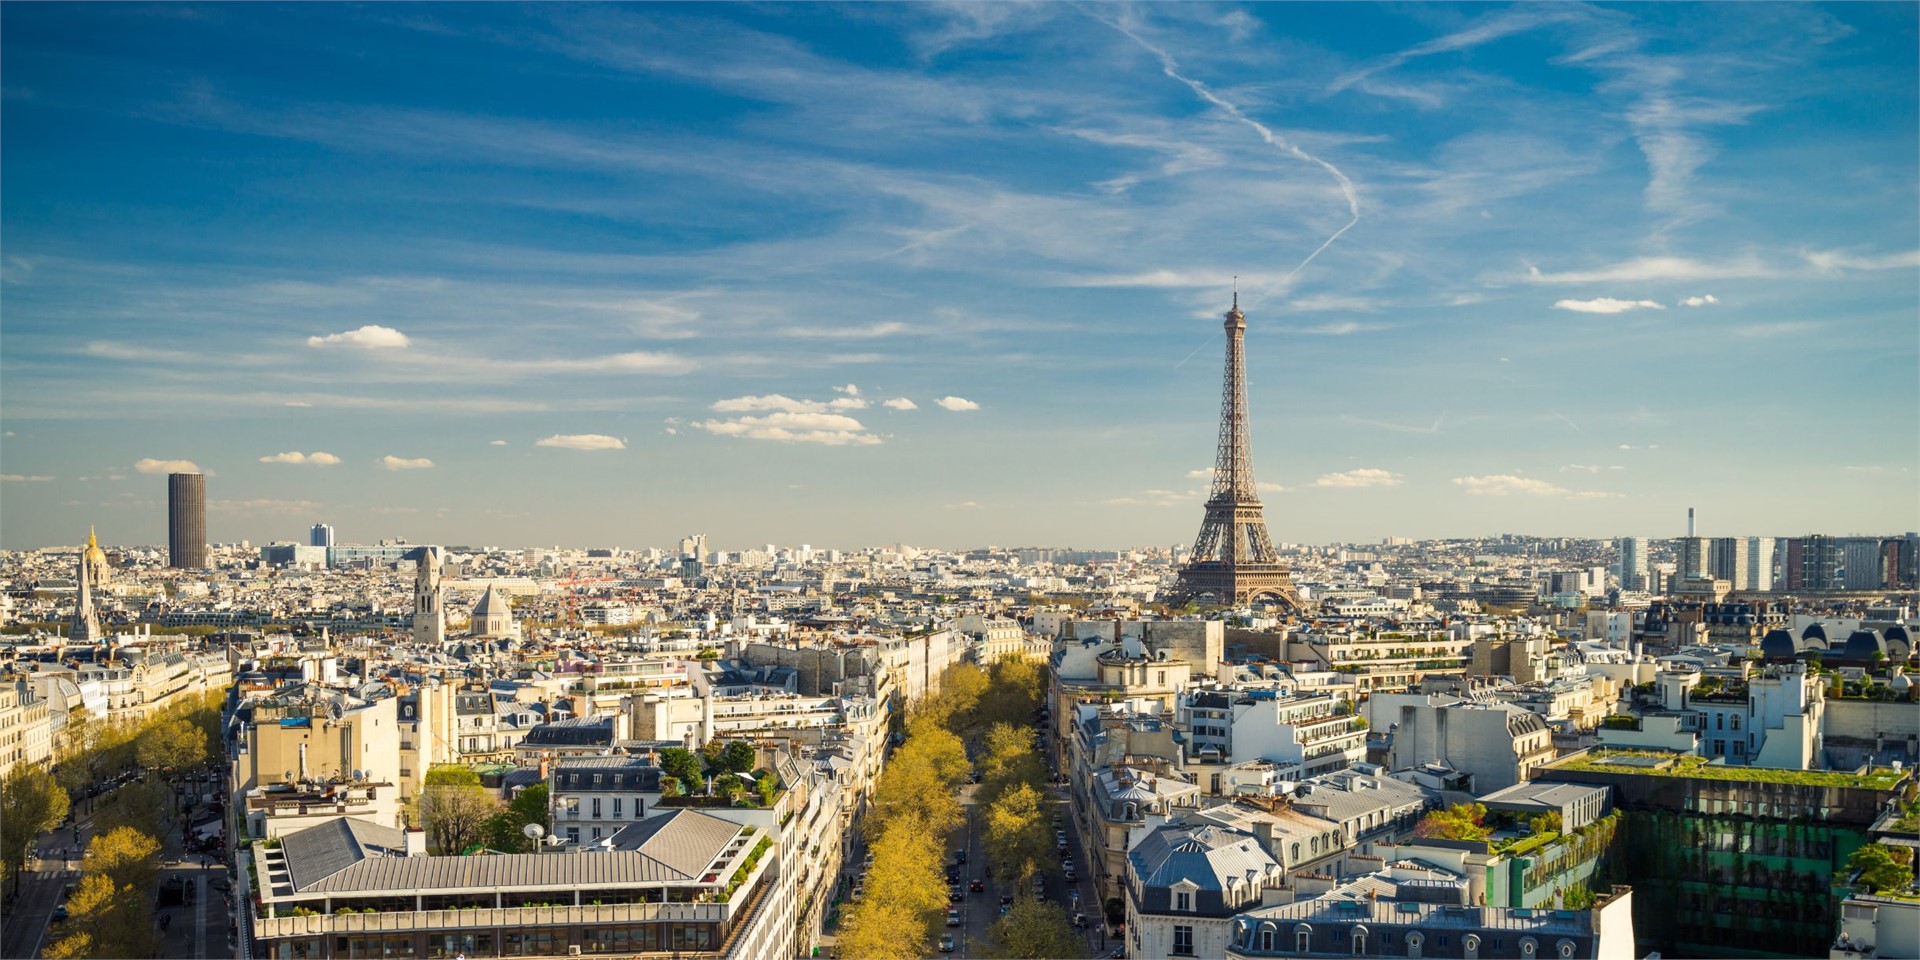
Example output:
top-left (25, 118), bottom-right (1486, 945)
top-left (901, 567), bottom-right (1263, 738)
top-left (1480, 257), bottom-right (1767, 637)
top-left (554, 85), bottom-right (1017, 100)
top-left (523, 823), bottom-right (546, 840)
top-left (328, 698), bottom-right (347, 721)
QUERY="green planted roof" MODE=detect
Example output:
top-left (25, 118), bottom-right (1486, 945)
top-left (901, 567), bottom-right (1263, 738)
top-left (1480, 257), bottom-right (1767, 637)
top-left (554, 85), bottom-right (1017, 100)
top-left (1551, 750), bottom-right (1903, 790)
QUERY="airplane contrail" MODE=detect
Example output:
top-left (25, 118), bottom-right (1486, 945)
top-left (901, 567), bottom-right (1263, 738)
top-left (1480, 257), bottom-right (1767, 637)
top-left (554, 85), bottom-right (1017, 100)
top-left (1099, 12), bottom-right (1361, 283)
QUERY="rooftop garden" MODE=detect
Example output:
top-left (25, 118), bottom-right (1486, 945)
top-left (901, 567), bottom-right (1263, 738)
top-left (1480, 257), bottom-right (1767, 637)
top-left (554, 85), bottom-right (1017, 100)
top-left (1554, 749), bottom-right (1904, 790)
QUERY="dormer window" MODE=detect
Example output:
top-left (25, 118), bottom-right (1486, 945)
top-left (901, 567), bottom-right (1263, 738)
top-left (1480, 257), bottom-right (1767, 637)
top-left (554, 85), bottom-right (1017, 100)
top-left (1176, 891), bottom-right (1191, 911)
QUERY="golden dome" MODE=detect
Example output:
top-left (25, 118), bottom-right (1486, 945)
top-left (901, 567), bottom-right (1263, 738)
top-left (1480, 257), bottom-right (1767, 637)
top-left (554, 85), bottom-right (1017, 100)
top-left (83, 526), bottom-right (107, 563)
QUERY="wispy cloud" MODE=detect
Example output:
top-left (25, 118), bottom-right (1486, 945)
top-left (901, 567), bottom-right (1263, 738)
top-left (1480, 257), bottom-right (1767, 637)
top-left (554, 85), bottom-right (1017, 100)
top-left (1453, 474), bottom-right (1566, 496)
top-left (692, 411), bottom-right (881, 446)
top-left (1, 474), bottom-right (54, 482)
top-left (258, 451), bottom-right (341, 465)
top-left (1330, 6), bottom-right (1587, 95)
top-left (379, 455), bottom-right (434, 470)
top-left (307, 324), bottom-right (411, 349)
top-left (535, 434), bottom-right (626, 451)
top-left (1342, 414), bottom-right (1444, 435)
top-left (1311, 468), bottom-right (1402, 489)
top-left (1735, 321), bottom-right (1821, 339)
top-left (1677, 294), bottom-right (1718, 307)
top-left (1552, 297), bottom-right (1664, 314)
top-left (935, 396), bottom-right (979, 411)
top-left (210, 498), bottom-right (321, 514)
top-left (134, 458), bottom-right (200, 475)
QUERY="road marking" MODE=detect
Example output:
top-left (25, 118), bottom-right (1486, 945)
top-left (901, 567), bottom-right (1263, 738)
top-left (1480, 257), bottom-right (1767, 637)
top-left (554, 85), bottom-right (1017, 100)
top-left (195, 871), bottom-right (209, 958)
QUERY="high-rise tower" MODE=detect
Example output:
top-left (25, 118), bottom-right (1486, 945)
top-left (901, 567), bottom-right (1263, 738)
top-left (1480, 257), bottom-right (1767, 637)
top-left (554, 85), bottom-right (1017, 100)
top-left (167, 473), bottom-right (207, 569)
top-left (1174, 296), bottom-right (1302, 610)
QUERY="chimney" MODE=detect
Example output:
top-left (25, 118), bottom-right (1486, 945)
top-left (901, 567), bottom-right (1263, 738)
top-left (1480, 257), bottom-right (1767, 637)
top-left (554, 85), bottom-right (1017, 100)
top-left (404, 830), bottom-right (427, 856)
top-left (539, 755), bottom-right (551, 781)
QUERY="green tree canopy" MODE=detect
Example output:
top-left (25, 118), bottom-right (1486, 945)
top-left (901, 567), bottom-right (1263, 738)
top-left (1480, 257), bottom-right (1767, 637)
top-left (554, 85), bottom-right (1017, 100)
top-left (1, 765), bottom-right (69, 882)
top-left (985, 898), bottom-right (1083, 959)
top-left (1415, 803), bottom-right (1490, 841)
top-left (659, 747), bottom-right (704, 786)
top-left (718, 740), bottom-right (757, 774)
top-left (1848, 843), bottom-right (1916, 895)
top-left (423, 765), bottom-right (483, 788)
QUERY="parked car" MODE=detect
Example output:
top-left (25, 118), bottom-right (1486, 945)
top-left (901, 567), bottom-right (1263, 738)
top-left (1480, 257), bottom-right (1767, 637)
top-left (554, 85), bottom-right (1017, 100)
top-left (953, 849), bottom-right (968, 865)
top-left (999, 894), bottom-right (1014, 906)
top-left (938, 936), bottom-right (956, 953)
top-left (945, 909), bottom-right (962, 927)
top-left (950, 884), bottom-right (966, 902)
top-left (1065, 868), bottom-right (1078, 882)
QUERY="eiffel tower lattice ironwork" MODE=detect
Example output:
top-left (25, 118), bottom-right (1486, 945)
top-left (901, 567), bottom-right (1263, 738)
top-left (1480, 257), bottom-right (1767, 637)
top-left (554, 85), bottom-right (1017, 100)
top-left (1175, 294), bottom-right (1303, 610)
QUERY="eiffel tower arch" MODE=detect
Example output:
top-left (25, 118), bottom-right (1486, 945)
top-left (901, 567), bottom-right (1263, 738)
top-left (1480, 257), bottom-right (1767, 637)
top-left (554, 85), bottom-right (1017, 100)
top-left (1174, 296), bottom-right (1304, 611)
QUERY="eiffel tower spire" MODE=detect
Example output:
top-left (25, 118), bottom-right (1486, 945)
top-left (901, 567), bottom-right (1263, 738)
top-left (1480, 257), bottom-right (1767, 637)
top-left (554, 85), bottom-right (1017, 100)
top-left (1175, 298), bottom-right (1303, 610)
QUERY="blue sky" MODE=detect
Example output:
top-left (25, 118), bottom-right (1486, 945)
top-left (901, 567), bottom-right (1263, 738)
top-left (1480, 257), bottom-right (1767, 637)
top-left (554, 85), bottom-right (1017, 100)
top-left (2, 3), bottom-right (1915, 551)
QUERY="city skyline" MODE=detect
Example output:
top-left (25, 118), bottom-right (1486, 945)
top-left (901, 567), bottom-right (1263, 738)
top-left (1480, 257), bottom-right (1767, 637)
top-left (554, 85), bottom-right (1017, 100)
top-left (3, 3), bottom-right (1916, 549)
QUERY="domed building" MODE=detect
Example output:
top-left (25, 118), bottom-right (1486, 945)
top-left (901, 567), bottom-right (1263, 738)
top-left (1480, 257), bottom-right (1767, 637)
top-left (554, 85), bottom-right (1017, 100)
top-left (81, 526), bottom-right (110, 587)
top-left (470, 582), bottom-right (518, 639)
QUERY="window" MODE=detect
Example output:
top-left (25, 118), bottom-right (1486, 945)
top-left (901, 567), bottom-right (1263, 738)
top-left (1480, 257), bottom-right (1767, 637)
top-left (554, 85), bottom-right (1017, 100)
top-left (1173, 925), bottom-right (1194, 957)
top-left (1259, 928), bottom-right (1275, 951)
top-left (1297, 925), bottom-right (1313, 953)
top-left (613, 798), bottom-right (623, 817)
top-left (592, 798), bottom-right (602, 818)
top-left (1352, 926), bottom-right (1368, 955)
top-left (1175, 891), bottom-right (1191, 912)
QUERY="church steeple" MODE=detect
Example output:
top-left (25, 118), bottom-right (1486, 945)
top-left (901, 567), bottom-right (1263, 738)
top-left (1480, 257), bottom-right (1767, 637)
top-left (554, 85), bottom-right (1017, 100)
top-left (70, 546), bottom-right (104, 644)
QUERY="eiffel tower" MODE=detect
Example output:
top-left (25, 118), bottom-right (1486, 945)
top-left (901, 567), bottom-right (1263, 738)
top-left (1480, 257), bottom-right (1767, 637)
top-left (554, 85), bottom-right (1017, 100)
top-left (1174, 294), bottom-right (1303, 610)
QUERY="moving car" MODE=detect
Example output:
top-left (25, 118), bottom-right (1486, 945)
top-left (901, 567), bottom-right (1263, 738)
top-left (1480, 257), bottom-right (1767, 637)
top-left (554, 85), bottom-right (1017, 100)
top-left (969, 878), bottom-right (985, 893)
top-left (938, 936), bottom-right (955, 953)
top-left (945, 909), bottom-right (962, 927)
top-left (950, 884), bottom-right (966, 902)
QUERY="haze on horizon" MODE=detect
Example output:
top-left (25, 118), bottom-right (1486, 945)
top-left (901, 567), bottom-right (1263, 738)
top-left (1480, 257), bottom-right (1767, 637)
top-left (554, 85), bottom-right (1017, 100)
top-left (2, 3), bottom-right (1915, 552)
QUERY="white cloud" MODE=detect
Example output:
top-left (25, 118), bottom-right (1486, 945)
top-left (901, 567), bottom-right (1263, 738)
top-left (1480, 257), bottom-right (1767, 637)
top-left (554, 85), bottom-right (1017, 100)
top-left (489, 440), bottom-right (508, 446)
top-left (1560, 464), bottom-right (1603, 474)
top-left (833, 384), bottom-right (860, 396)
top-left (935, 396), bottom-right (980, 411)
top-left (258, 451), bottom-right (341, 465)
top-left (1678, 295), bottom-right (1719, 307)
top-left (882, 398), bottom-right (918, 410)
top-left (0, 474), bottom-right (53, 482)
top-left (379, 455), bottom-right (434, 470)
top-left (943, 501), bottom-right (981, 510)
top-left (829, 397), bottom-right (868, 411)
top-left (1804, 248), bottom-right (1920, 273)
top-left (135, 458), bottom-right (200, 475)
top-left (1736, 321), bottom-right (1821, 339)
top-left (1453, 475), bottom-right (1567, 496)
top-left (1565, 491), bottom-right (1624, 500)
top-left (712, 394), bottom-right (827, 414)
top-left (284, 401), bottom-right (313, 408)
top-left (307, 324), bottom-right (411, 349)
top-left (692, 411), bottom-right (881, 446)
top-left (1311, 468), bottom-right (1402, 489)
top-left (535, 434), bottom-right (627, 451)
top-left (1552, 298), bottom-right (1665, 314)
top-left (1257, 482), bottom-right (1289, 493)
top-left (1186, 468), bottom-right (1216, 478)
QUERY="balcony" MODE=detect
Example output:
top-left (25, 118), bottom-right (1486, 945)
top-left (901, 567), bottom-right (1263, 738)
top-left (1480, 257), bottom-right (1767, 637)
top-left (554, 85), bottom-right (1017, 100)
top-left (256, 899), bottom-right (735, 939)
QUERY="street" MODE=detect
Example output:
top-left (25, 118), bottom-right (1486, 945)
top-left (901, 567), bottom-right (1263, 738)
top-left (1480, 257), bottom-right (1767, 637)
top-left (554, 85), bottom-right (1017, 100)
top-left (942, 779), bottom-right (1103, 958)
top-left (0, 773), bottom-right (234, 960)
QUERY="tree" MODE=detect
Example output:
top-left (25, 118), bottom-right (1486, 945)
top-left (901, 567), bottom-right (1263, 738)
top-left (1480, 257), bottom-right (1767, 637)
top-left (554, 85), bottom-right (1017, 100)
top-left (424, 765), bottom-right (483, 788)
top-left (94, 778), bottom-right (171, 840)
top-left (61, 861), bottom-right (159, 958)
top-left (1415, 803), bottom-right (1491, 842)
top-left (983, 783), bottom-right (1053, 885)
top-left (508, 783), bottom-right (550, 832)
top-left (985, 899), bottom-right (1083, 960)
top-left (659, 747), bottom-right (704, 786)
top-left (1, 766), bottom-right (70, 889)
top-left (137, 717), bottom-right (209, 774)
top-left (718, 740), bottom-right (757, 774)
top-left (838, 899), bottom-right (929, 960)
top-left (1848, 843), bottom-right (1916, 895)
top-left (417, 781), bottom-right (499, 854)
top-left (87, 826), bottom-right (161, 894)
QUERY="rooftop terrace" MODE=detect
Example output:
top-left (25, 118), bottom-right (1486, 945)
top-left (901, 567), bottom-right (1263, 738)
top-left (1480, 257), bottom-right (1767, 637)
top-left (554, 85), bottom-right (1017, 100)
top-left (1550, 749), bottom-right (1903, 790)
